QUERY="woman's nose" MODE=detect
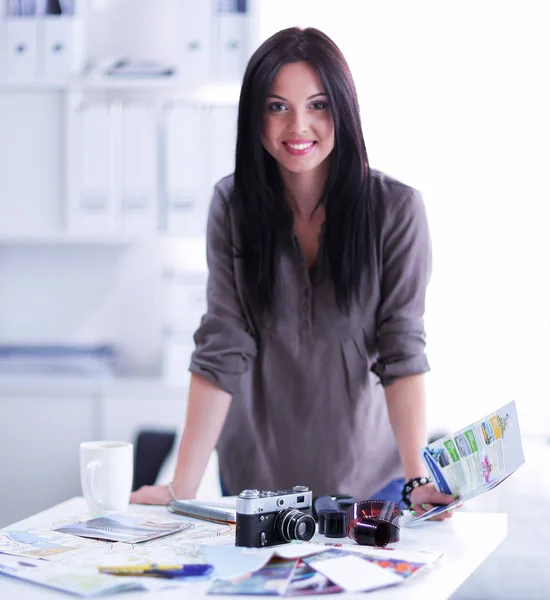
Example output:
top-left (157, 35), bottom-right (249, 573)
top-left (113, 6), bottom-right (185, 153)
top-left (289, 109), bottom-right (308, 135)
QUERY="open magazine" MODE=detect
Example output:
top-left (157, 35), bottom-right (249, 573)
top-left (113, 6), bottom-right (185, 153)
top-left (408, 400), bottom-right (524, 524)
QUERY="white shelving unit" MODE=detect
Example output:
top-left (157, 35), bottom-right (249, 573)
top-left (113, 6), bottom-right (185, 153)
top-left (0, 1), bottom-right (259, 526)
top-left (0, 0), bottom-right (254, 241)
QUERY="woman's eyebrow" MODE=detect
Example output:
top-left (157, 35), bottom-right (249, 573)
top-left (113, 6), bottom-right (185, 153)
top-left (266, 92), bottom-right (328, 101)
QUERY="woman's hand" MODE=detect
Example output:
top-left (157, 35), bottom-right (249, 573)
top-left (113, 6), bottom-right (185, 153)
top-left (408, 483), bottom-right (457, 521)
top-left (130, 484), bottom-right (192, 505)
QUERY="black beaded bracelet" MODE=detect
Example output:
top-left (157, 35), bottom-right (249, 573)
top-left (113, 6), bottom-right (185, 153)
top-left (401, 476), bottom-right (431, 508)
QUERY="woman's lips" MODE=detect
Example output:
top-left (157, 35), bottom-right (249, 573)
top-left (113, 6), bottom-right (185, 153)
top-left (282, 140), bottom-right (316, 156)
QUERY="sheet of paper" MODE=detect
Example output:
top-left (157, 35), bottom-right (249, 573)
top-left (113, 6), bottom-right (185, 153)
top-left (202, 545), bottom-right (273, 580)
top-left (305, 554), bottom-right (402, 593)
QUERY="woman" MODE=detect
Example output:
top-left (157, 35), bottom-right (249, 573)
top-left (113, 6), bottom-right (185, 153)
top-left (131, 27), bottom-right (455, 519)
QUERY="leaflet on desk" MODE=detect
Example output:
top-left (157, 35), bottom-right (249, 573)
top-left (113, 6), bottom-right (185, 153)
top-left (409, 400), bottom-right (525, 524)
top-left (0, 551), bottom-right (193, 597)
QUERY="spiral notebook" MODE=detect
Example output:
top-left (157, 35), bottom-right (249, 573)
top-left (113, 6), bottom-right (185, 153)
top-left (168, 500), bottom-right (237, 524)
top-left (54, 515), bottom-right (192, 543)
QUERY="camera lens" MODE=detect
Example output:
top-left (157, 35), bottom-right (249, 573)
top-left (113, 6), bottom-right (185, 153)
top-left (274, 509), bottom-right (316, 542)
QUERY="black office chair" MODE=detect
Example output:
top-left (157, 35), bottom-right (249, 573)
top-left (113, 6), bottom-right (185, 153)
top-left (133, 429), bottom-right (177, 491)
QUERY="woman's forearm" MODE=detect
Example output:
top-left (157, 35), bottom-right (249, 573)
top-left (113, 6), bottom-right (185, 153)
top-left (385, 374), bottom-right (429, 480)
top-left (171, 372), bottom-right (232, 498)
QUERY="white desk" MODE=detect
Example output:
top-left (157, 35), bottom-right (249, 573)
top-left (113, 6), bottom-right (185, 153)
top-left (0, 497), bottom-right (507, 599)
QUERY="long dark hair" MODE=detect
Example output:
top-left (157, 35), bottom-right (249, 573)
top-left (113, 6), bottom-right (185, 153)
top-left (233, 27), bottom-right (374, 315)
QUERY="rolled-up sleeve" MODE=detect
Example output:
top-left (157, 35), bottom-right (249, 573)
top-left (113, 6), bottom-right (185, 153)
top-left (371, 189), bottom-right (431, 387)
top-left (189, 181), bottom-right (257, 395)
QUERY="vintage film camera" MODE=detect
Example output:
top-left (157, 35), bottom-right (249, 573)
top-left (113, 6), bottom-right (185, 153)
top-left (235, 486), bottom-right (316, 547)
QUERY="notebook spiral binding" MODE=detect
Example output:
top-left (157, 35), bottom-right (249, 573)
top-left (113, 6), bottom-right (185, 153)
top-left (168, 500), bottom-right (236, 524)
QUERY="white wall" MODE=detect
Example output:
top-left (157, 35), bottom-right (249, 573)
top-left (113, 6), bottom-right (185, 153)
top-left (254, 0), bottom-right (550, 435)
top-left (1, 1), bottom-right (548, 434)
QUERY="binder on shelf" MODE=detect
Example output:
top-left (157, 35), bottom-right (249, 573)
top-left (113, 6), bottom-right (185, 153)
top-left (178, 0), bottom-right (211, 85)
top-left (213, 1), bottom-right (248, 82)
top-left (37, 15), bottom-right (85, 78)
top-left (5, 17), bottom-right (38, 79)
top-left (68, 103), bottom-right (118, 235)
top-left (162, 104), bottom-right (207, 236)
top-left (121, 104), bottom-right (159, 235)
top-left (0, 21), bottom-right (6, 80)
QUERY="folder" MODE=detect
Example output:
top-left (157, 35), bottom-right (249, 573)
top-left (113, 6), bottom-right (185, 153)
top-left (177, 0), bottom-right (211, 86)
top-left (37, 15), bottom-right (85, 78)
top-left (5, 17), bottom-right (38, 79)
top-left (121, 104), bottom-right (159, 235)
top-left (163, 104), bottom-right (207, 236)
top-left (213, 9), bottom-right (248, 82)
top-left (0, 21), bottom-right (6, 79)
top-left (69, 104), bottom-right (117, 235)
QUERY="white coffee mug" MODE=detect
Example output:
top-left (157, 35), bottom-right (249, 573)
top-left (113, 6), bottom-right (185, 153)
top-left (80, 441), bottom-right (134, 513)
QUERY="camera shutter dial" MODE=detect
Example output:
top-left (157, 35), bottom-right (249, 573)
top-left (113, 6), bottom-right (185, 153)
top-left (239, 489), bottom-right (259, 499)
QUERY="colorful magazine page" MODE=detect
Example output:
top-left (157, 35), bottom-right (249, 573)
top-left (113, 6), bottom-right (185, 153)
top-left (362, 556), bottom-right (429, 579)
top-left (54, 514), bottom-right (193, 543)
top-left (408, 400), bottom-right (525, 524)
top-left (207, 557), bottom-right (298, 595)
top-left (285, 560), bottom-right (341, 596)
top-left (302, 549), bottom-right (403, 593)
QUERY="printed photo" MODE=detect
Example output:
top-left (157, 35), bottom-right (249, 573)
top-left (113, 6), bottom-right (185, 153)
top-left (285, 561), bottom-right (341, 596)
top-left (480, 421), bottom-right (496, 445)
top-left (455, 434), bottom-right (472, 458)
top-left (427, 446), bottom-right (451, 468)
top-left (481, 455), bottom-right (494, 483)
top-left (208, 557), bottom-right (297, 596)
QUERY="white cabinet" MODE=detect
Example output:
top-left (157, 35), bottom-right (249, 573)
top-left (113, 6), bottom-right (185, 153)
top-left (0, 380), bottom-right (187, 528)
top-left (0, 391), bottom-right (97, 527)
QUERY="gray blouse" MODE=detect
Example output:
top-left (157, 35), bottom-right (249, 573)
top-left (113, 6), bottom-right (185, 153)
top-left (189, 169), bottom-right (431, 499)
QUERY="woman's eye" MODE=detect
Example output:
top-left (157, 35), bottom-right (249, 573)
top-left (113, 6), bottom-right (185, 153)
top-left (311, 101), bottom-right (328, 110)
top-left (268, 102), bottom-right (287, 112)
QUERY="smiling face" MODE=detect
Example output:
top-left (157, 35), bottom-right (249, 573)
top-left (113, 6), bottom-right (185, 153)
top-left (261, 61), bottom-right (335, 177)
